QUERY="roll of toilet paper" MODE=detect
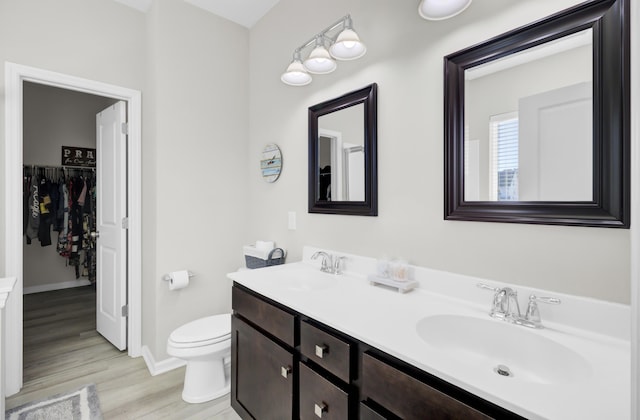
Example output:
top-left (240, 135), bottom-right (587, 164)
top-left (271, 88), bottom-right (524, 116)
top-left (169, 270), bottom-right (190, 290)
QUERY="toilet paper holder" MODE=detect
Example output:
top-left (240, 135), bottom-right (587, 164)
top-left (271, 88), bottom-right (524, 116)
top-left (162, 271), bottom-right (195, 281)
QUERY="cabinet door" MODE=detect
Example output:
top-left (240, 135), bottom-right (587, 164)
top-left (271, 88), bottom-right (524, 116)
top-left (232, 315), bottom-right (294, 420)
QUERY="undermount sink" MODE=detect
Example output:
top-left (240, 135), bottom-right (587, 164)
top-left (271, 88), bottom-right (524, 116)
top-left (416, 314), bottom-right (592, 385)
top-left (271, 266), bottom-right (338, 292)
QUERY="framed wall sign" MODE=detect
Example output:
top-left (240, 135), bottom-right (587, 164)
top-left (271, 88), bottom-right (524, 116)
top-left (62, 146), bottom-right (96, 167)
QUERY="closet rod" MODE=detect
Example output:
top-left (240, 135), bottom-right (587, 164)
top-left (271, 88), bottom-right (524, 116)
top-left (23, 164), bottom-right (95, 170)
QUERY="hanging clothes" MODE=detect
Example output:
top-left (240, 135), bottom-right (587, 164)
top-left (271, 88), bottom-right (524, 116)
top-left (23, 165), bottom-right (97, 283)
top-left (37, 176), bottom-right (53, 246)
top-left (24, 173), bottom-right (40, 244)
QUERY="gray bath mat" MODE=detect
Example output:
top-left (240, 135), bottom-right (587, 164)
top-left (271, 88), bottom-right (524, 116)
top-left (5, 383), bottom-right (102, 420)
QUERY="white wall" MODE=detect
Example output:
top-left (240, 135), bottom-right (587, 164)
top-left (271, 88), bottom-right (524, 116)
top-left (22, 82), bottom-right (116, 290)
top-left (144, 0), bottom-right (249, 359)
top-left (248, 0), bottom-right (630, 304)
top-left (0, 0), bottom-right (249, 362)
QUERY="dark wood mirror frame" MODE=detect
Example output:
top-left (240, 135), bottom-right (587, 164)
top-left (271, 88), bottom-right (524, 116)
top-left (309, 83), bottom-right (378, 216)
top-left (444, 0), bottom-right (629, 228)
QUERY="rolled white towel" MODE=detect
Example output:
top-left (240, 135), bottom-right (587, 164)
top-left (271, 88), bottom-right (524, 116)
top-left (256, 240), bottom-right (275, 252)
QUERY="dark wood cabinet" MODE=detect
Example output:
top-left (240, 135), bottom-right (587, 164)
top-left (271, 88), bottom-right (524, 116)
top-left (232, 285), bottom-right (295, 346)
top-left (231, 315), bottom-right (294, 419)
top-left (231, 283), bottom-right (524, 420)
top-left (300, 320), bottom-right (352, 383)
top-left (361, 352), bottom-right (492, 420)
top-left (299, 362), bottom-right (349, 420)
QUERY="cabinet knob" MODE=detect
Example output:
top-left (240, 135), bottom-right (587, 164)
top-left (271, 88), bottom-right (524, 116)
top-left (281, 365), bottom-right (292, 379)
top-left (314, 402), bottom-right (328, 418)
top-left (315, 344), bottom-right (329, 359)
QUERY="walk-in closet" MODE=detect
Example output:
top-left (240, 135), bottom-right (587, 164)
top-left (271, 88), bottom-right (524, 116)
top-left (22, 82), bottom-right (119, 380)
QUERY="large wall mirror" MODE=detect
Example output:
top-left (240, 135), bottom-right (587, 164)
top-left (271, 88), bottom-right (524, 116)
top-left (309, 83), bottom-right (378, 216)
top-left (444, 0), bottom-right (629, 227)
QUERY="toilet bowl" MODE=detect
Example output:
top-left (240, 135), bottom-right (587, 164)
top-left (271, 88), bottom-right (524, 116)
top-left (167, 313), bottom-right (231, 403)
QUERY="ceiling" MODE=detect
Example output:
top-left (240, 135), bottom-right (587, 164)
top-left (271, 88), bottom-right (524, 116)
top-left (112, 0), bottom-right (281, 28)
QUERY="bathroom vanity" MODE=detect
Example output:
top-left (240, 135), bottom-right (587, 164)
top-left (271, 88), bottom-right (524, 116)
top-left (228, 247), bottom-right (629, 419)
top-left (231, 284), bottom-right (516, 419)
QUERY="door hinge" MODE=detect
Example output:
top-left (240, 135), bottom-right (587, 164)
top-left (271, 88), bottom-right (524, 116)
top-left (122, 217), bottom-right (129, 229)
top-left (121, 122), bottom-right (129, 135)
top-left (121, 304), bottom-right (129, 317)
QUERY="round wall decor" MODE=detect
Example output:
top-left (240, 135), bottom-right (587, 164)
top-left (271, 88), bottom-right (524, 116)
top-left (261, 143), bottom-right (282, 183)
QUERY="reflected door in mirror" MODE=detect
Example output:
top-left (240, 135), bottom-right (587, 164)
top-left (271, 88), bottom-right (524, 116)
top-left (464, 29), bottom-right (593, 202)
top-left (317, 103), bottom-right (365, 202)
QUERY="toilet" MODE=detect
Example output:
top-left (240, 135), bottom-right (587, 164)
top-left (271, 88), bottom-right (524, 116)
top-left (166, 313), bottom-right (231, 403)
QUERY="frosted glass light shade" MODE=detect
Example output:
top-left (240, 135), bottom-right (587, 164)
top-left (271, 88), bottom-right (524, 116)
top-left (281, 59), bottom-right (312, 86)
top-left (418, 0), bottom-right (472, 20)
top-left (304, 45), bottom-right (337, 74)
top-left (329, 29), bottom-right (366, 60)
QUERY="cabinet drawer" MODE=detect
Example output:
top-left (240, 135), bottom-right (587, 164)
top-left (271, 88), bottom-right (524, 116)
top-left (300, 320), bottom-right (351, 383)
top-left (232, 285), bottom-right (295, 346)
top-left (362, 353), bottom-right (492, 420)
top-left (359, 402), bottom-right (389, 420)
top-left (299, 362), bottom-right (349, 420)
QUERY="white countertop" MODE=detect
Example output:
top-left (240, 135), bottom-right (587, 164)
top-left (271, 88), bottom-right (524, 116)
top-left (228, 247), bottom-right (630, 420)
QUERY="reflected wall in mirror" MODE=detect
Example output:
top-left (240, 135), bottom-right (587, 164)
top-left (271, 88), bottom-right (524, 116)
top-left (444, 0), bottom-right (629, 227)
top-left (309, 83), bottom-right (377, 215)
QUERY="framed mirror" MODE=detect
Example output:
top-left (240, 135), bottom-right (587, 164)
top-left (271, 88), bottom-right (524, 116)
top-left (444, 0), bottom-right (629, 227)
top-left (309, 83), bottom-right (378, 216)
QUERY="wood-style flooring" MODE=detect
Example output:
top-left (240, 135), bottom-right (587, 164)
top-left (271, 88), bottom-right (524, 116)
top-left (5, 286), bottom-right (241, 419)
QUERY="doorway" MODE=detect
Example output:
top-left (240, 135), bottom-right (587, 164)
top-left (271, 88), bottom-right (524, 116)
top-left (4, 62), bottom-right (142, 396)
top-left (22, 82), bottom-right (128, 354)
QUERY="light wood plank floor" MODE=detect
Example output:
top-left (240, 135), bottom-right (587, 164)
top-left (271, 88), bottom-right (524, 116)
top-left (5, 286), bottom-right (241, 419)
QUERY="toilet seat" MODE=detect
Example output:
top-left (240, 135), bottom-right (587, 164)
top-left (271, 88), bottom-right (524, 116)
top-left (169, 313), bottom-right (231, 348)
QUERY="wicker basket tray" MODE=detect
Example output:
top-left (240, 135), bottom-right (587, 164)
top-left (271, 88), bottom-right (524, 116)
top-left (244, 247), bottom-right (286, 269)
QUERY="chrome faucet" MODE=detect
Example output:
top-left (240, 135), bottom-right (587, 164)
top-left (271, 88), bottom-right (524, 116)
top-left (312, 251), bottom-right (332, 273)
top-left (478, 284), bottom-right (521, 321)
top-left (477, 283), bottom-right (560, 329)
top-left (311, 251), bottom-right (345, 275)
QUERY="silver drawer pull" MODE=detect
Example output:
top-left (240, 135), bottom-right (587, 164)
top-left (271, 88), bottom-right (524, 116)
top-left (315, 344), bottom-right (329, 358)
top-left (281, 365), bottom-right (292, 379)
top-left (314, 402), bottom-right (328, 418)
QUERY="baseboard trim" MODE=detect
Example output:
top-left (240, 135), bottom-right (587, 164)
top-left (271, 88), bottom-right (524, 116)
top-left (141, 345), bottom-right (185, 376)
top-left (23, 279), bottom-right (91, 295)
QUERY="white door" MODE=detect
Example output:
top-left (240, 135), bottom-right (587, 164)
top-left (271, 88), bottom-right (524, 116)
top-left (95, 101), bottom-right (127, 350)
top-left (518, 82), bottom-right (592, 201)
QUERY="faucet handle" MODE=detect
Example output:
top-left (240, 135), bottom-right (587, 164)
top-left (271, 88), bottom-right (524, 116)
top-left (333, 256), bottom-right (346, 275)
top-left (524, 295), bottom-right (561, 327)
top-left (529, 295), bottom-right (561, 305)
top-left (476, 283), bottom-right (500, 292)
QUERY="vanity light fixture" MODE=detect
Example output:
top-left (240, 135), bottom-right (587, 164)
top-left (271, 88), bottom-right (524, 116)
top-left (281, 14), bottom-right (366, 86)
top-left (418, 0), bottom-right (472, 20)
top-left (280, 51), bottom-right (313, 86)
top-left (304, 36), bottom-right (337, 74)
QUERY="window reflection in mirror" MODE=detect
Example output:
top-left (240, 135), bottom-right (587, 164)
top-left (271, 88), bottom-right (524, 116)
top-left (317, 103), bottom-right (365, 202)
top-left (463, 29), bottom-right (593, 202)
